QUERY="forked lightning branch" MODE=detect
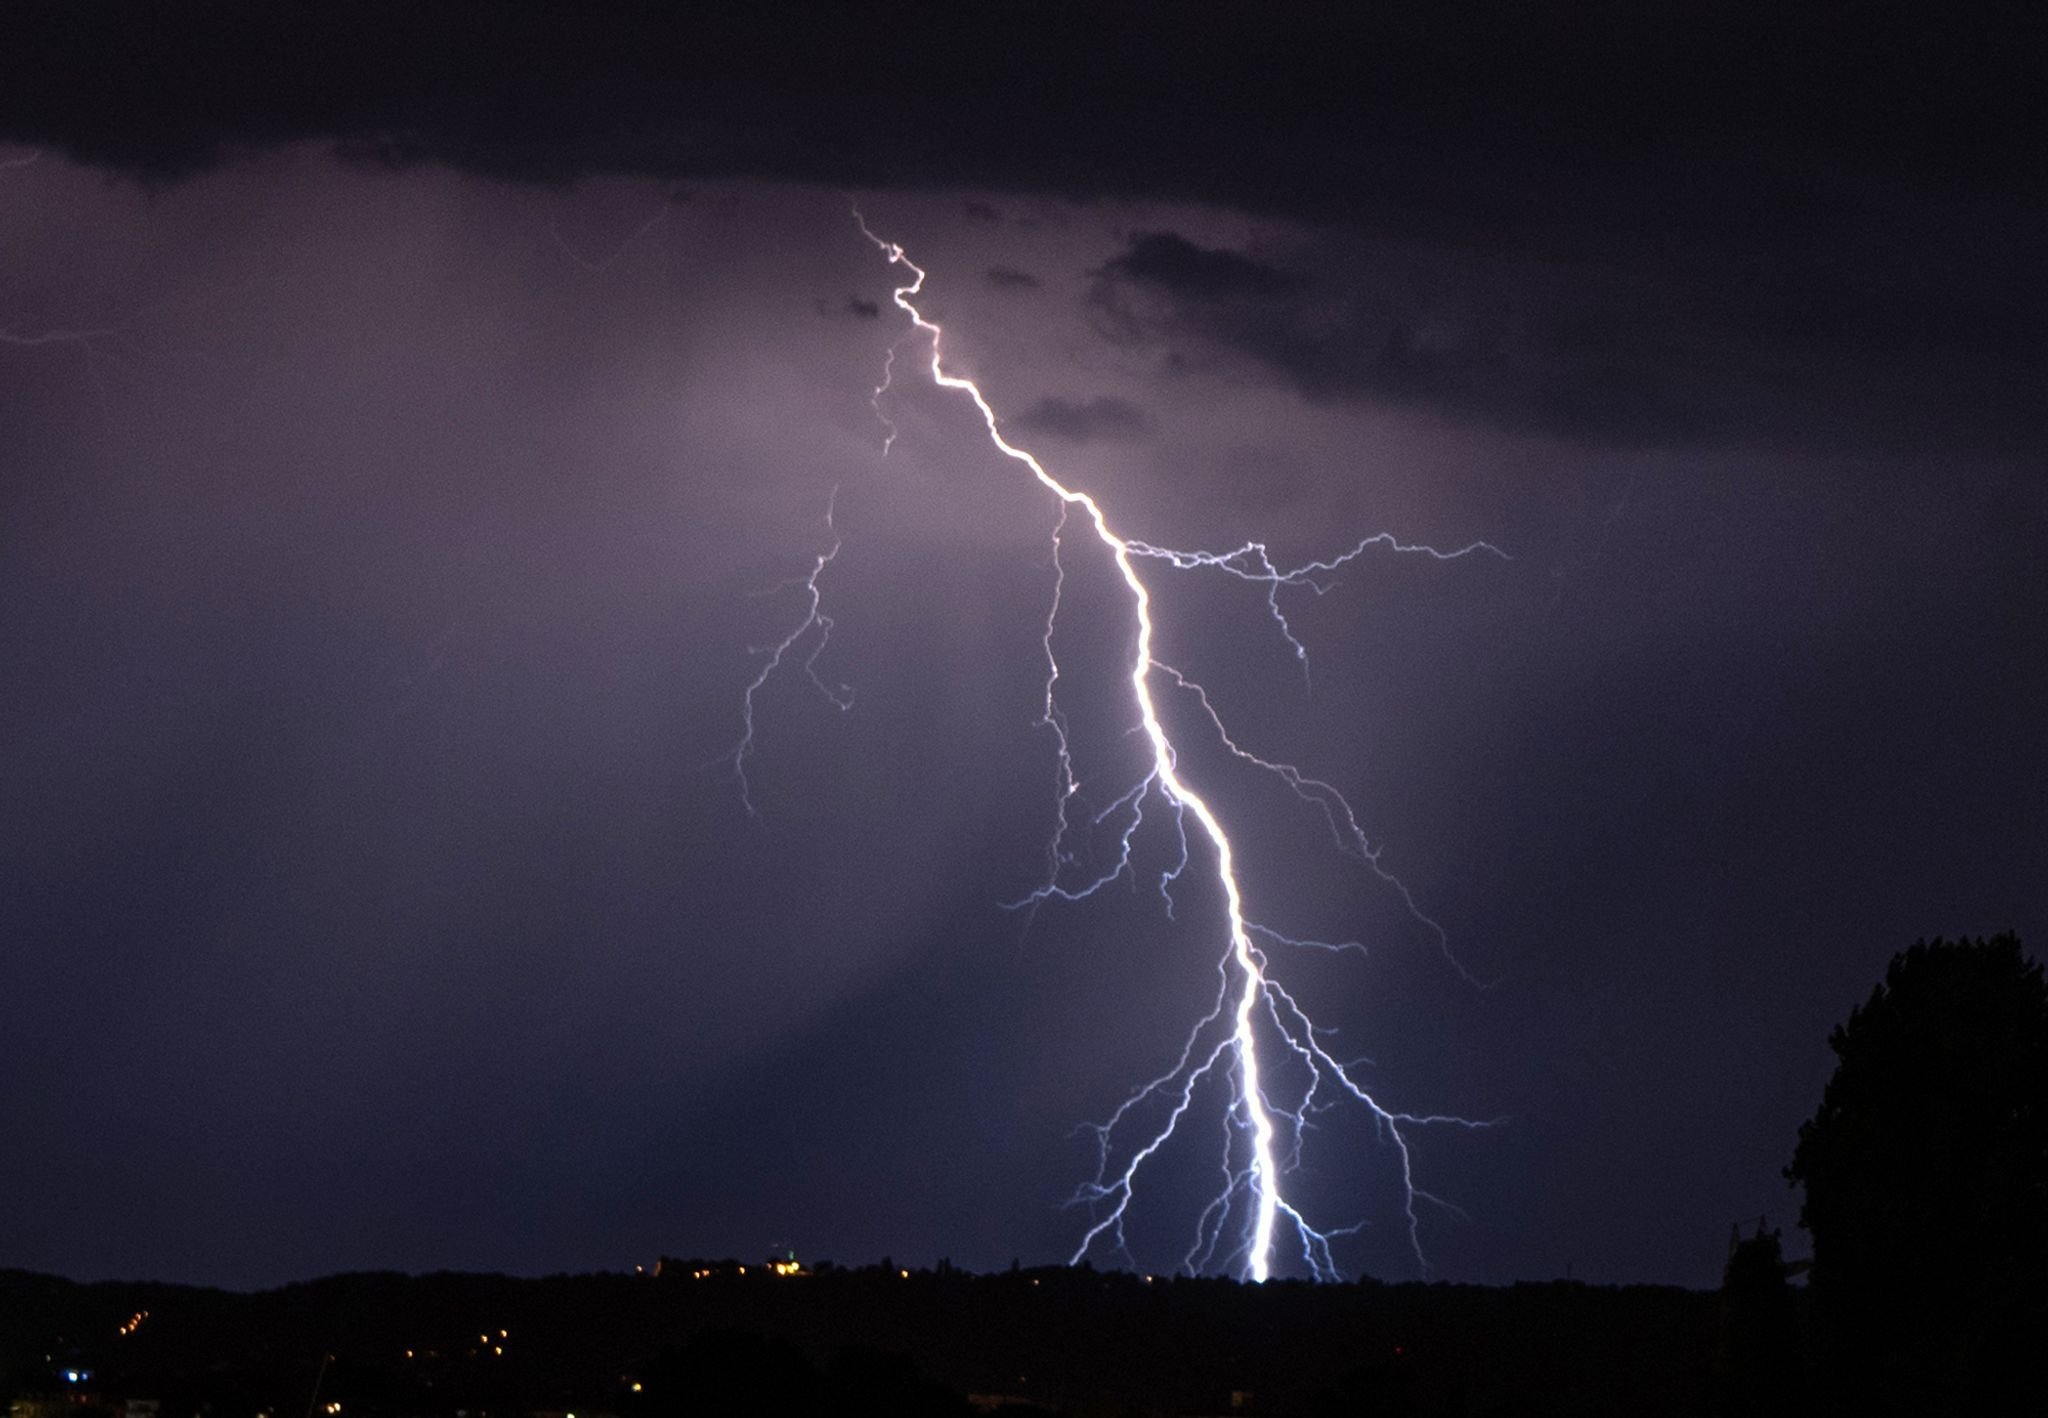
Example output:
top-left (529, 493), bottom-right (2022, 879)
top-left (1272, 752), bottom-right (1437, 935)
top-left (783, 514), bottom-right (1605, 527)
top-left (729, 212), bottom-right (1504, 1282)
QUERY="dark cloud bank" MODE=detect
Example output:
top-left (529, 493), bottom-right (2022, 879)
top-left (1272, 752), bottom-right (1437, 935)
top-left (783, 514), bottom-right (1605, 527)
top-left (5, 2), bottom-right (2042, 455)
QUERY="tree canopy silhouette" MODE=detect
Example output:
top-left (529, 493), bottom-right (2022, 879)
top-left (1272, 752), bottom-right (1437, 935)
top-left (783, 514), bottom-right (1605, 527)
top-left (1715, 1221), bottom-right (1800, 1415)
top-left (1785, 932), bottom-right (2046, 1414)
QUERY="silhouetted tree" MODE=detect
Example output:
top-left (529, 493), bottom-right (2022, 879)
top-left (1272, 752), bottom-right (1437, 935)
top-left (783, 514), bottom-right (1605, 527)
top-left (1785, 933), bottom-right (2047, 1415)
top-left (1714, 1221), bottom-right (1800, 1415)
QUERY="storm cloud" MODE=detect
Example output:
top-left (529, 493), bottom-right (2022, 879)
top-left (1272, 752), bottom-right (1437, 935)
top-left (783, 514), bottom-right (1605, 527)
top-left (1101, 233), bottom-right (1303, 301)
top-left (2, 2), bottom-right (2042, 453)
top-left (1088, 225), bottom-right (2046, 452)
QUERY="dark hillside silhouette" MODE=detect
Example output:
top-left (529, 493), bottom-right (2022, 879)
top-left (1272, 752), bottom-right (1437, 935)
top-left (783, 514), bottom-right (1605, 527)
top-left (0, 1265), bottom-right (1720, 1417)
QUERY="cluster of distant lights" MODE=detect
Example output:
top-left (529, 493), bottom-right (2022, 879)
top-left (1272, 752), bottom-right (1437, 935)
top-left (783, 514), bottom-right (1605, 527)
top-left (50, 1308), bottom-right (151, 1385)
top-left (402, 1328), bottom-right (509, 1361)
top-left (53, 1261), bottom-right (1182, 1411)
top-left (650, 1250), bottom-right (808, 1279)
top-left (677, 1259), bottom-right (804, 1278)
top-left (648, 1256), bottom-right (1159, 1284)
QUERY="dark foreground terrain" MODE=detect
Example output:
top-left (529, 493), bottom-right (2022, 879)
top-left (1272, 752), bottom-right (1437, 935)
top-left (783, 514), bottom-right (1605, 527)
top-left (3, 1260), bottom-right (1742, 1417)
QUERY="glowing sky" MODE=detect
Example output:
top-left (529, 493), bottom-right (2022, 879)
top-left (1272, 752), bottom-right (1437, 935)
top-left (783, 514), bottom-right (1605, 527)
top-left (2, 4), bottom-right (2041, 1290)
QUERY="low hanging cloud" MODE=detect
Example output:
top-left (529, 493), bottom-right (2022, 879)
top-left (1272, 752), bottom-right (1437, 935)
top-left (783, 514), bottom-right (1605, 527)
top-left (1090, 230), bottom-right (1725, 445)
top-left (1005, 395), bottom-right (1151, 443)
top-left (1101, 232), bottom-right (1302, 301)
top-left (985, 266), bottom-right (1040, 291)
top-left (1089, 227), bottom-right (2044, 453)
top-left (1, 4), bottom-right (2040, 455)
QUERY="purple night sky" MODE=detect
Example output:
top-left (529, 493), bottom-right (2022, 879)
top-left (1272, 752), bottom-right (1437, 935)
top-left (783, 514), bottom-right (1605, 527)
top-left (2, 3), bottom-right (2041, 1290)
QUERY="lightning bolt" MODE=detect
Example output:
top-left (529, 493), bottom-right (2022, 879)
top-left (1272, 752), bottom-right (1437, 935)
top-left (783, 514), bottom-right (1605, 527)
top-left (0, 323), bottom-right (129, 423)
top-left (3, 152), bottom-right (254, 427)
top-left (546, 187), bottom-right (681, 273)
top-left (835, 213), bottom-right (1505, 1283)
top-left (870, 341), bottom-right (902, 455)
top-left (721, 486), bottom-right (853, 817)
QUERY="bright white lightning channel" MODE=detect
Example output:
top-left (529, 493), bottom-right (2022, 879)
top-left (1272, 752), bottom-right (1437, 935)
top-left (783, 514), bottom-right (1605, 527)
top-left (745, 213), bottom-right (1504, 1282)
